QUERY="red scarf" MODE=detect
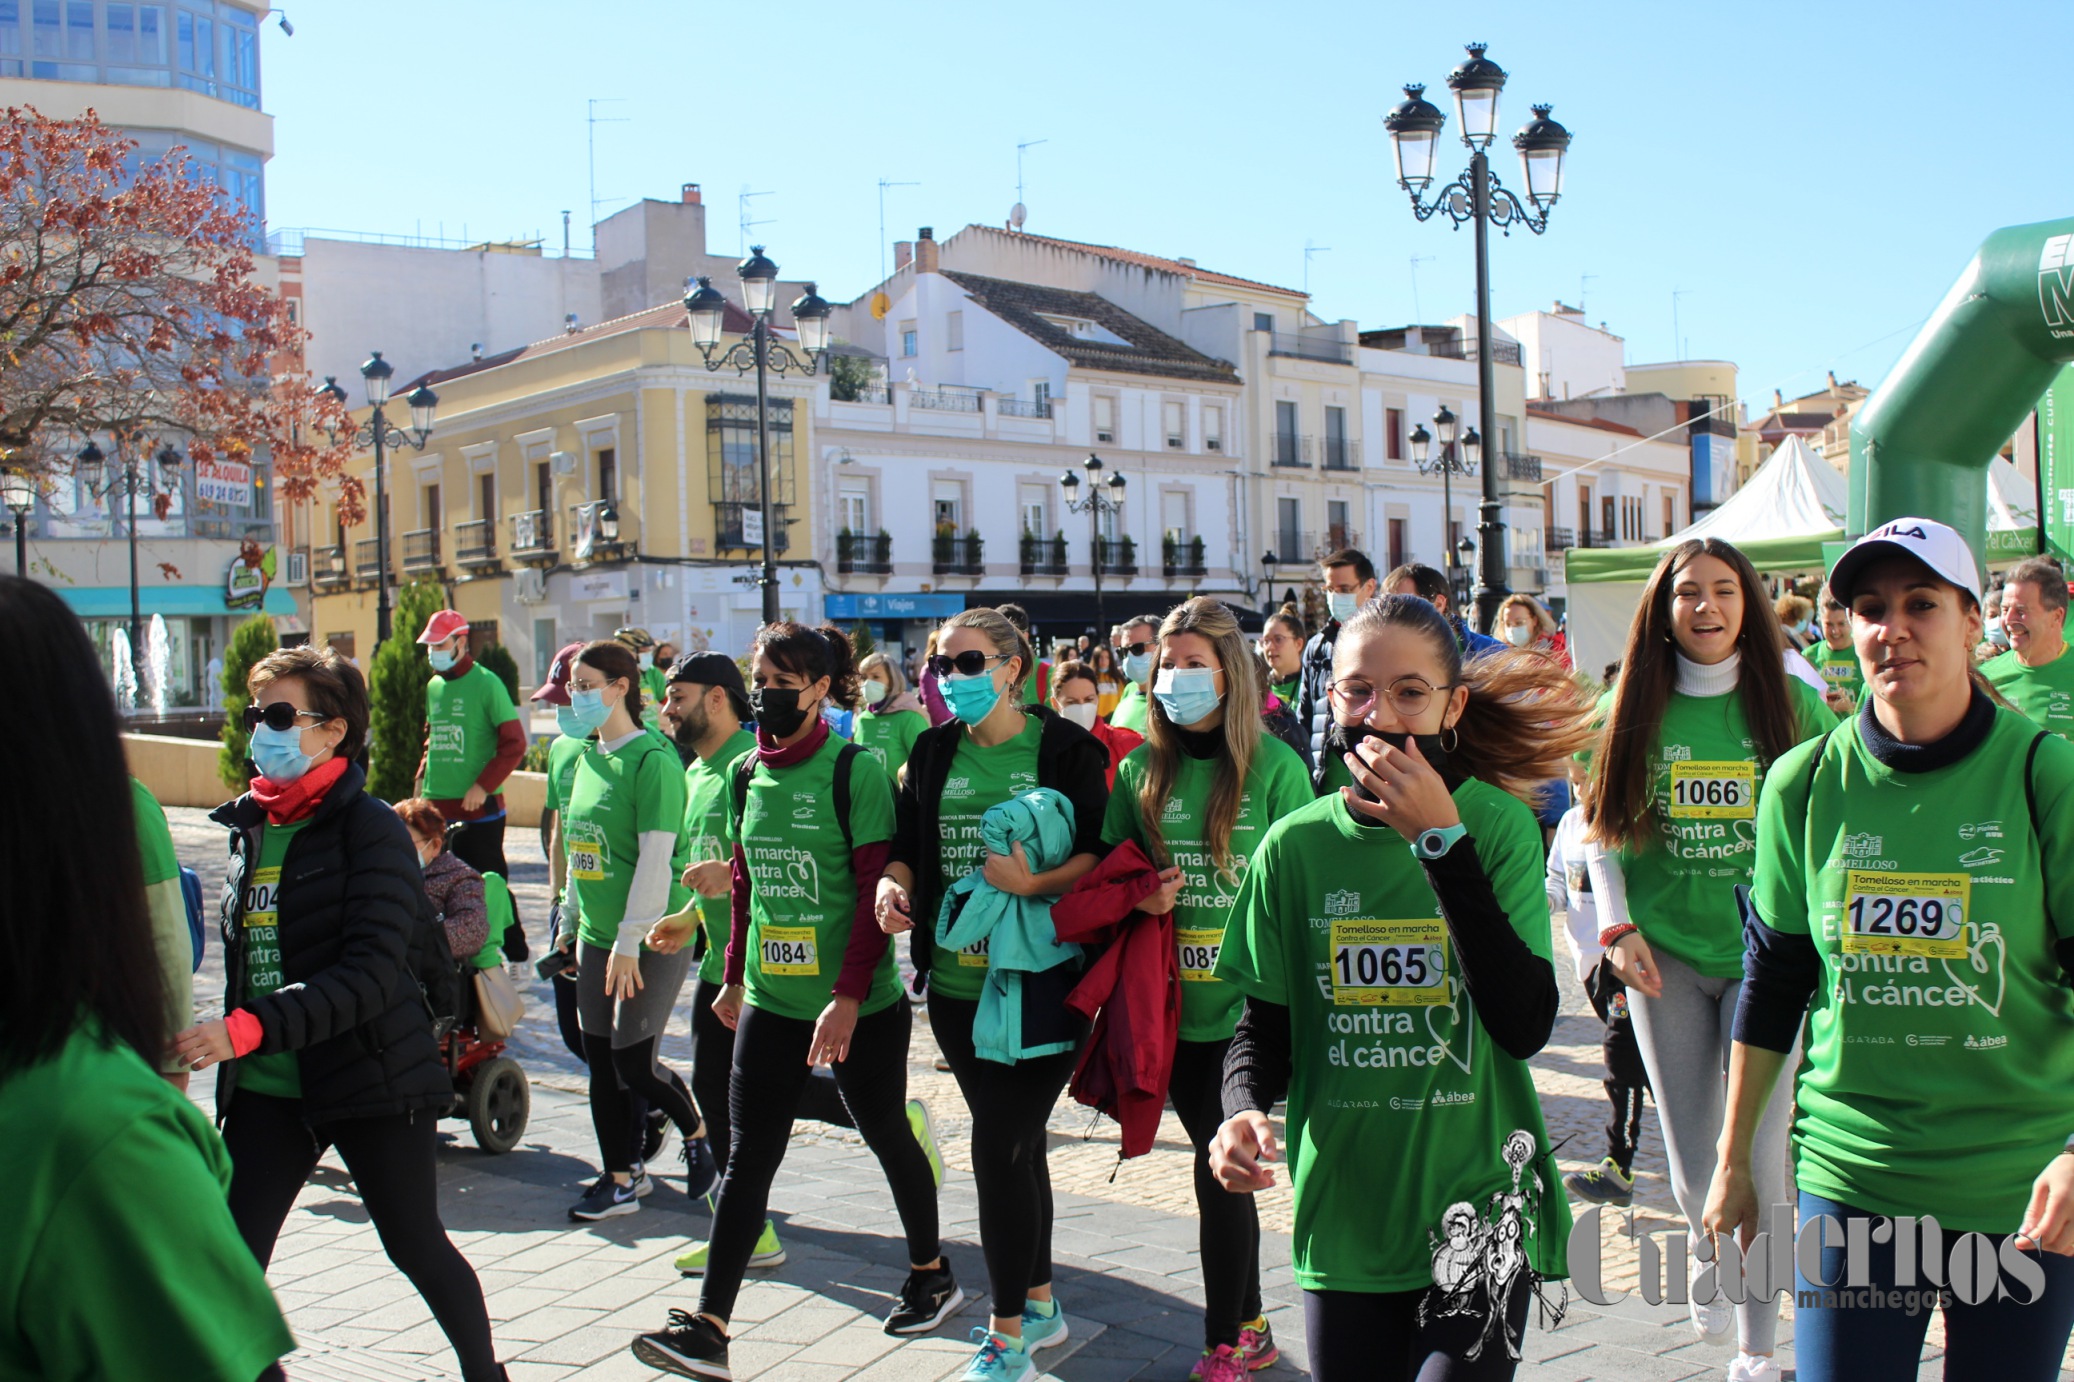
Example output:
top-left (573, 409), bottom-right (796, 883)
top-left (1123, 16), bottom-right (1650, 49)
top-left (248, 756), bottom-right (349, 826)
top-left (756, 716), bottom-right (829, 768)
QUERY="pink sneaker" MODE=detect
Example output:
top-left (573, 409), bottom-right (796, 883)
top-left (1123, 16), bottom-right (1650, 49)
top-left (1235, 1317), bottom-right (1280, 1370)
top-left (1189, 1344), bottom-right (1247, 1382)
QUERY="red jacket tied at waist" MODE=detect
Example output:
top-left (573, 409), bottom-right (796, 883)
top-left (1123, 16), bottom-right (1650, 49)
top-left (1050, 839), bottom-right (1176, 1159)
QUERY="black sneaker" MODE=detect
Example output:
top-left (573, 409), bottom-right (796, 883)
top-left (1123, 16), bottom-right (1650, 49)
top-left (681, 1133), bottom-right (720, 1200)
top-left (569, 1175), bottom-right (641, 1222)
top-left (884, 1265), bottom-right (965, 1336)
top-left (631, 1308), bottom-right (730, 1379)
top-left (643, 1108), bottom-right (673, 1164)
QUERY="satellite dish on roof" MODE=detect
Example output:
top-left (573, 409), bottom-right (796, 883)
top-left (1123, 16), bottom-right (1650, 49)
top-left (870, 290), bottom-right (890, 320)
top-left (1009, 202), bottom-right (1027, 231)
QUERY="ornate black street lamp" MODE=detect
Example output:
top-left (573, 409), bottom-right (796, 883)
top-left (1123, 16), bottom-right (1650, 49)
top-left (78, 434), bottom-right (184, 687)
top-left (1060, 452), bottom-right (1127, 637)
top-left (321, 354), bottom-right (438, 644)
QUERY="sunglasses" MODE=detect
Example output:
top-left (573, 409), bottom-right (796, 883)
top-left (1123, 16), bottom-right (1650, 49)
top-left (1121, 641), bottom-right (1153, 656)
top-left (244, 703), bottom-right (330, 733)
top-left (928, 650), bottom-right (1007, 678)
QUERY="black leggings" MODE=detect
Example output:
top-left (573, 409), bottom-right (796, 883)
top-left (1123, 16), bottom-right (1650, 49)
top-left (689, 975), bottom-right (853, 1174)
top-left (1305, 1284), bottom-right (1531, 1382)
top-left (553, 969), bottom-right (649, 1155)
top-left (697, 999), bottom-right (938, 1323)
top-left (1584, 962), bottom-right (1651, 1175)
top-left (1170, 1037), bottom-right (1262, 1348)
top-left (222, 1089), bottom-right (500, 1382)
top-left (448, 815), bottom-right (523, 960)
top-left (581, 1031), bottom-right (700, 1175)
top-left (929, 991), bottom-right (1084, 1319)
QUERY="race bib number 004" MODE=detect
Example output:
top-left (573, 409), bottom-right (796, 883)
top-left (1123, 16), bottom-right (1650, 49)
top-left (1842, 871), bottom-right (1968, 958)
top-left (758, 924), bottom-right (820, 976)
top-left (243, 865), bottom-right (282, 928)
top-left (1329, 920), bottom-right (1448, 1006)
top-left (1668, 760), bottom-right (1756, 819)
top-left (1177, 928), bottom-right (1222, 983)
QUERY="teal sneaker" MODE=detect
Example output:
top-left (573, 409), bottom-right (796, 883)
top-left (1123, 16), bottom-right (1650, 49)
top-left (908, 1098), bottom-right (944, 1188)
top-left (674, 1219), bottom-right (786, 1276)
top-left (957, 1328), bottom-right (1033, 1380)
top-left (1021, 1297), bottom-right (1069, 1352)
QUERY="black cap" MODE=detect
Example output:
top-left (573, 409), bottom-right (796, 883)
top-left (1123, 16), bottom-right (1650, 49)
top-left (667, 650), bottom-right (752, 720)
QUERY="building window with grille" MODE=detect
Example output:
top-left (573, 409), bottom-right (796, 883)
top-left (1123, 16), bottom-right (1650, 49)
top-left (595, 447), bottom-right (617, 501)
top-left (1204, 406), bottom-right (1223, 452)
top-left (1276, 497), bottom-right (1302, 563)
top-left (708, 394), bottom-right (794, 551)
top-left (1386, 407), bottom-right (1404, 461)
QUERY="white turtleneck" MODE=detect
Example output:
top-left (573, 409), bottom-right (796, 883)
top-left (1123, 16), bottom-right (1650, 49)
top-left (1674, 648), bottom-right (1741, 697)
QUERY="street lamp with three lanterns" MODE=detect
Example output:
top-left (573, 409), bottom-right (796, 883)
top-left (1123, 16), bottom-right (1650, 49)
top-left (1059, 452), bottom-right (1127, 637)
top-left (320, 351), bottom-right (439, 644)
top-left (75, 431), bottom-right (186, 688)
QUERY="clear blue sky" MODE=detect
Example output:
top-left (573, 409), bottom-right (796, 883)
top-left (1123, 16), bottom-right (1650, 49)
top-left (262, 0), bottom-right (2072, 415)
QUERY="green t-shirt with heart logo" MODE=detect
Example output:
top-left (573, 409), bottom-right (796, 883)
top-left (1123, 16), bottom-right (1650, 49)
top-left (683, 728), bottom-right (757, 985)
top-left (1599, 679), bottom-right (1836, 978)
top-left (238, 819), bottom-right (311, 1098)
top-left (1752, 707), bottom-right (2074, 1231)
top-left (1101, 736), bottom-right (1314, 1042)
top-left (855, 708), bottom-right (928, 783)
top-left (563, 730), bottom-right (692, 949)
top-left (732, 736), bottom-right (900, 1021)
top-left (1215, 783), bottom-right (1569, 1293)
top-left (422, 661), bottom-right (520, 801)
top-left (928, 715), bottom-right (1043, 1000)
top-left (1983, 646), bottom-right (2074, 741)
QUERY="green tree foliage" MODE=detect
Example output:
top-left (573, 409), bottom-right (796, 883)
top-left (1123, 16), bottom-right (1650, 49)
top-left (849, 620), bottom-right (876, 661)
top-left (826, 352), bottom-right (877, 402)
top-left (477, 642), bottom-right (520, 702)
top-left (367, 581), bottom-right (445, 803)
top-left (216, 613), bottom-right (279, 789)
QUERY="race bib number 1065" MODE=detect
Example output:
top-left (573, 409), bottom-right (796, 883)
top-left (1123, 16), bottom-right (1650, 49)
top-left (1329, 920), bottom-right (1449, 1006)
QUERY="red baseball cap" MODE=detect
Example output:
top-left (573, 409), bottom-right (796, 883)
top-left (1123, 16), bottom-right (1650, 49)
top-left (530, 641), bottom-right (589, 705)
top-left (417, 609), bottom-right (470, 645)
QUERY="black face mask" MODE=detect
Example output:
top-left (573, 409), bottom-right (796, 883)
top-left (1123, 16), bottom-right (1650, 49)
top-left (750, 686), bottom-right (811, 739)
top-left (1338, 724), bottom-right (1450, 803)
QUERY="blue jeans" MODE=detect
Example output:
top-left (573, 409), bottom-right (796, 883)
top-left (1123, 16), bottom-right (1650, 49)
top-left (1792, 1190), bottom-right (2074, 1382)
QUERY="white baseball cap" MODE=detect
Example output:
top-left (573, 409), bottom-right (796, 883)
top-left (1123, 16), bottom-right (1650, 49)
top-left (1827, 516), bottom-right (1983, 608)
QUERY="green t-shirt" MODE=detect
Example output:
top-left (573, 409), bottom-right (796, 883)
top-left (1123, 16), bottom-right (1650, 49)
top-left (684, 728), bottom-right (757, 985)
top-left (1101, 737), bottom-right (1314, 1041)
top-left (1816, 643), bottom-right (1863, 709)
top-left (1110, 683), bottom-right (1150, 733)
top-left (928, 715), bottom-right (1043, 999)
top-left (1215, 786), bottom-right (1570, 1293)
top-left (1601, 679), bottom-right (1836, 978)
top-left (132, 777), bottom-right (178, 885)
top-left (1271, 676), bottom-right (1300, 707)
top-left (1752, 708), bottom-right (2074, 1231)
top-left (564, 730), bottom-right (692, 949)
top-left (0, 1027), bottom-right (296, 1382)
top-left (238, 819), bottom-right (310, 1098)
top-left (541, 732), bottom-right (589, 814)
top-left (732, 736), bottom-right (900, 1020)
top-left (475, 873), bottom-right (514, 969)
top-left (1983, 646), bottom-right (2074, 741)
top-left (423, 661), bottom-right (520, 801)
top-left (855, 708), bottom-right (928, 783)
top-left (641, 664), bottom-right (668, 728)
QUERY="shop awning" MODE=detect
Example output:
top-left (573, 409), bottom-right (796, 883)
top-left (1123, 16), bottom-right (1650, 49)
top-left (57, 584), bottom-right (299, 618)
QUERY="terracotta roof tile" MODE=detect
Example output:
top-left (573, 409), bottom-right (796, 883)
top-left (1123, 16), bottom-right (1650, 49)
top-left (943, 271), bottom-right (1239, 384)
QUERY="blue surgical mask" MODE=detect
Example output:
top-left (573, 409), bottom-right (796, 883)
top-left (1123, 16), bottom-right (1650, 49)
top-left (1326, 591), bottom-right (1361, 624)
top-left (638, 652), bottom-right (654, 672)
top-left (250, 723), bottom-right (314, 783)
top-left (568, 687), bottom-right (612, 732)
top-left (1122, 650), bottom-right (1153, 684)
top-left (1153, 667), bottom-right (1223, 727)
top-left (555, 704), bottom-right (590, 739)
top-left (942, 672), bottom-right (1002, 725)
top-left (428, 648), bottom-right (457, 673)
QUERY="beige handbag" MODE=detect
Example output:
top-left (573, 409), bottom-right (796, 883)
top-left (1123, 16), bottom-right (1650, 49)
top-left (471, 965), bottom-right (526, 1040)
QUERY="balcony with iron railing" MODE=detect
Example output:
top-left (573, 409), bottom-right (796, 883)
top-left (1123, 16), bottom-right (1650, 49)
top-left (509, 508), bottom-right (554, 561)
top-left (933, 533), bottom-right (984, 575)
top-left (1272, 432), bottom-right (1309, 467)
top-left (911, 389), bottom-right (982, 413)
top-left (1318, 528), bottom-right (1362, 559)
top-left (1421, 337), bottom-right (1525, 366)
top-left (836, 531), bottom-right (892, 574)
top-left (997, 397), bottom-right (1053, 419)
top-left (352, 538), bottom-right (384, 582)
top-left (401, 528), bottom-right (442, 574)
top-left (454, 519), bottom-right (499, 568)
top-left (1020, 534), bottom-right (1068, 576)
top-left (1272, 530), bottom-right (1316, 565)
top-left (1545, 526), bottom-right (1575, 552)
top-left (1096, 536), bottom-right (1138, 576)
top-left (1161, 535), bottom-right (1207, 578)
top-left (1321, 436), bottom-right (1358, 471)
top-left (311, 544), bottom-right (349, 589)
top-left (1267, 332), bottom-right (1353, 365)
top-left (713, 503), bottom-right (786, 555)
top-left (1503, 452), bottom-right (1543, 482)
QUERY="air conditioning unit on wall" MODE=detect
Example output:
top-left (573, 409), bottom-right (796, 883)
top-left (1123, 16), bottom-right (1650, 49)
top-left (514, 568), bottom-right (547, 604)
top-left (550, 450), bottom-right (578, 475)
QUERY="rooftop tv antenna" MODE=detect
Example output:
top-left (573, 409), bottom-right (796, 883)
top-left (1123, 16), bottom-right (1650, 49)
top-left (586, 98), bottom-right (629, 252)
top-left (1013, 138), bottom-right (1047, 231)
top-left (1410, 254), bottom-right (1436, 321)
top-left (1303, 240), bottom-right (1332, 297)
top-left (739, 187), bottom-right (775, 256)
top-left (1579, 272), bottom-right (1598, 316)
top-left (879, 176), bottom-right (919, 281)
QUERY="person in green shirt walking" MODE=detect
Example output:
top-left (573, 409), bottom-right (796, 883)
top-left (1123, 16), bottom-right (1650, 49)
top-left (1982, 558), bottom-right (2074, 740)
top-left (617, 625), bottom-right (669, 730)
top-left (1099, 597), bottom-right (1312, 1381)
top-left (416, 609), bottom-right (528, 960)
top-left (632, 623), bottom-right (952, 1382)
top-left (132, 775), bottom-right (196, 1089)
top-left (1109, 612), bottom-right (1162, 732)
top-left (1706, 518), bottom-right (2074, 1382)
top-left (1260, 605), bottom-right (1306, 707)
top-left (855, 650), bottom-right (931, 782)
top-left (1209, 593), bottom-right (1594, 1381)
top-left (1814, 591), bottom-right (1864, 716)
top-left (1581, 538), bottom-right (1835, 1374)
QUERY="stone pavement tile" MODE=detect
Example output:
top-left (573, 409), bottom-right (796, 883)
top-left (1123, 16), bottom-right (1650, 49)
top-left (787, 1321), bottom-right (904, 1368)
top-left (753, 1302), bottom-right (875, 1346)
top-left (564, 1349), bottom-right (687, 1380)
top-left (506, 1364), bottom-right (579, 1381)
top-left (1089, 1243), bottom-right (1201, 1279)
top-left (494, 1305), bottom-right (613, 1344)
top-left (1545, 1305), bottom-right (1701, 1357)
top-left (508, 1323), bottom-right (646, 1368)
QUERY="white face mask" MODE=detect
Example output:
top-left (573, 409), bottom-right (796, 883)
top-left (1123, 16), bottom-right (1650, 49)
top-left (860, 678), bottom-right (888, 706)
top-left (1326, 591), bottom-right (1361, 623)
top-left (1059, 702), bottom-right (1099, 731)
top-left (1502, 623), bottom-right (1536, 648)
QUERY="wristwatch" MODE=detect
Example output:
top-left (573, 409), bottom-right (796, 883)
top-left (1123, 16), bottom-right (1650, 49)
top-left (1412, 822), bottom-right (1469, 861)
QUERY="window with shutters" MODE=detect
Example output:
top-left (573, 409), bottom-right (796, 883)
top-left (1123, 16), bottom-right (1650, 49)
top-left (1204, 406), bottom-right (1223, 452)
top-left (1093, 394), bottom-right (1116, 444)
top-left (946, 310), bottom-right (963, 352)
top-left (1164, 400), bottom-right (1185, 449)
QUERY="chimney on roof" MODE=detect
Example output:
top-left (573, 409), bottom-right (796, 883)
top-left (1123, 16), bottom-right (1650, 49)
top-left (1774, 388), bottom-right (1784, 408)
top-left (682, 183), bottom-right (702, 205)
top-left (1827, 370), bottom-right (1838, 391)
top-left (894, 241), bottom-right (913, 272)
top-left (914, 226), bottom-right (939, 275)
top-left (1177, 257), bottom-right (1197, 267)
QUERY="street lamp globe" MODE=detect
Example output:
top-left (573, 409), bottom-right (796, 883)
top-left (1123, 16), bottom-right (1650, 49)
top-left (405, 382), bottom-right (439, 440)
top-left (319, 375), bottom-right (349, 409)
top-left (1514, 104), bottom-right (1572, 208)
top-left (737, 246), bottom-right (780, 317)
top-left (0, 466), bottom-right (34, 513)
top-left (153, 441), bottom-right (182, 491)
top-left (360, 350), bottom-right (394, 407)
top-left (597, 503), bottom-right (621, 543)
top-left (1460, 427), bottom-right (1482, 472)
top-left (1445, 43), bottom-right (1508, 149)
top-left (683, 277), bottom-right (728, 349)
top-left (1432, 404), bottom-right (1459, 448)
top-left (1408, 423), bottom-right (1433, 467)
top-left (1106, 470), bottom-right (1126, 498)
top-left (75, 440), bottom-right (105, 490)
top-left (1383, 84), bottom-right (1447, 191)
top-left (790, 283), bottom-right (832, 355)
top-left (1059, 468), bottom-right (1081, 493)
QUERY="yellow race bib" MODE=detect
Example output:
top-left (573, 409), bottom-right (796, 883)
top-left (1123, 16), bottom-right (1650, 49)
top-left (1329, 920), bottom-right (1449, 1006)
top-left (1668, 760), bottom-right (1757, 819)
top-left (1842, 871), bottom-right (1969, 958)
top-left (1177, 928), bottom-right (1223, 983)
top-left (243, 866), bottom-right (282, 929)
top-left (956, 935), bottom-right (992, 968)
top-left (567, 823), bottom-right (607, 882)
top-left (758, 924), bottom-right (820, 975)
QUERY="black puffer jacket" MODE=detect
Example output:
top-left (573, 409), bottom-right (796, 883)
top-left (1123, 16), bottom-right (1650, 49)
top-left (210, 761), bottom-right (452, 1124)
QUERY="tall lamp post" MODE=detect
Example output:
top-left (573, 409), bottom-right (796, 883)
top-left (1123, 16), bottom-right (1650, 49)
top-left (1386, 43), bottom-right (1572, 630)
top-left (77, 434), bottom-right (184, 687)
top-left (321, 353), bottom-right (439, 644)
top-left (1060, 453), bottom-right (1126, 638)
top-left (0, 465), bottom-right (34, 574)
top-left (1260, 548), bottom-right (1280, 617)
top-left (1409, 407), bottom-right (1483, 608)
top-left (684, 250), bottom-right (833, 625)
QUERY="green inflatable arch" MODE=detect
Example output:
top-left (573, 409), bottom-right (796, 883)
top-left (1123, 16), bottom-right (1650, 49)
top-left (1850, 215), bottom-right (2074, 571)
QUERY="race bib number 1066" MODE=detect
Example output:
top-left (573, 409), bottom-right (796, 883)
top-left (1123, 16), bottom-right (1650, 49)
top-left (1668, 761), bottom-right (1756, 818)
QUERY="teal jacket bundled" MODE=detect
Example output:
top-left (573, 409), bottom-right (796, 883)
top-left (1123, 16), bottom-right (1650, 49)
top-left (936, 787), bottom-right (1083, 1063)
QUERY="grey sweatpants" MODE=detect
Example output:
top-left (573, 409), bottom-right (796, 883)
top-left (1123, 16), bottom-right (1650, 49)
top-left (1627, 946), bottom-right (1797, 1356)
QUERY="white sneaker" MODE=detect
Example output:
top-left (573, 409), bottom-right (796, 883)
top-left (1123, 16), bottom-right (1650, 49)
top-left (1687, 1252), bottom-right (1733, 1346)
top-left (1726, 1352), bottom-right (1779, 1382)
